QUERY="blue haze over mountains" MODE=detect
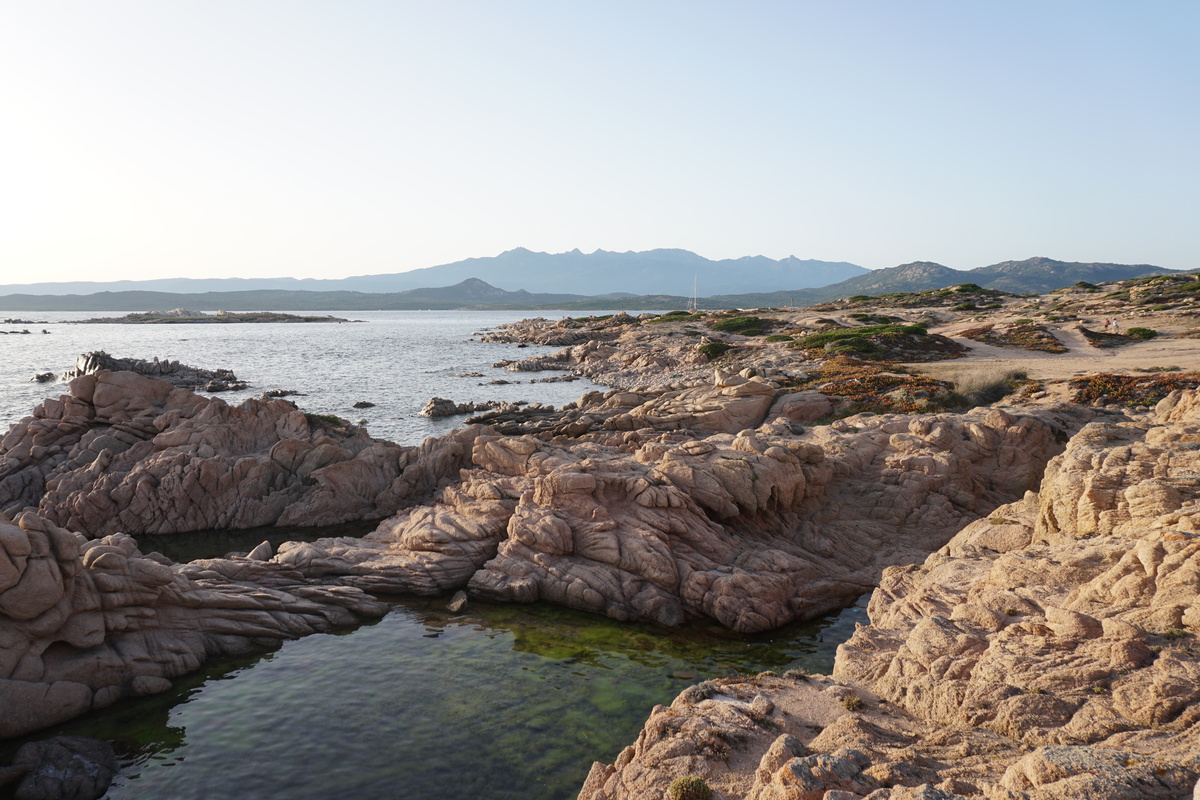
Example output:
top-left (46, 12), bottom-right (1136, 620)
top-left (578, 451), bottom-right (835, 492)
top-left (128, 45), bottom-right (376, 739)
top-left (0, 251), bottom-right (1186, 312)
top-left (0, 249), bottom-right (868, 297)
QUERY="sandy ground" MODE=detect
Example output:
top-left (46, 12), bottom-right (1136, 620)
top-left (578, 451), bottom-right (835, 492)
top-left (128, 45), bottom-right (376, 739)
top-left (781, 300), bottom-right (1200, 384)
top-left (910, 331), bottom-right (1200, 383)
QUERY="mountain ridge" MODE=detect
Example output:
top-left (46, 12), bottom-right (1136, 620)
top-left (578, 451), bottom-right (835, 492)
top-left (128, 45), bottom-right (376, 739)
top-left (0, 248), bottom-right (868, 297)
top-left (0, 257), bottom-right (1189, 312)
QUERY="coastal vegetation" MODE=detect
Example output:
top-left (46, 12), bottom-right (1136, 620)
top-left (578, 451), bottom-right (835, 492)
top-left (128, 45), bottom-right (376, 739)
top-left (957, 321), bottom-right (1068, 353)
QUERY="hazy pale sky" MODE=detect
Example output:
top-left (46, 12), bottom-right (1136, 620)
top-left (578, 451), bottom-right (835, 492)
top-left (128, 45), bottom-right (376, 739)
top-left (2, 1), bottom-right (1197, 283)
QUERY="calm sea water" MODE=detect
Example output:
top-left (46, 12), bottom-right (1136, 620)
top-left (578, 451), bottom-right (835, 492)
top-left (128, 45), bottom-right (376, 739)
top-left (0, 310), bottom-right (867, 799)
top-left (0, 310), bottom-right (604, 445)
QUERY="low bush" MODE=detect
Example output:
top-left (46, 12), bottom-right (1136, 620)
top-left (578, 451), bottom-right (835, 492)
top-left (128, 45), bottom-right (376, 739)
top-left (305, 412), bottom-right (350, 427)
top-left (668, 775), bottom-right (713, 800)
top-left (947, 368), bottom-right (1029, 408)
top-left (697, 341), bottom-right (731, 359)
top-left (1070, 372), bottom-right (1200, 406)
top-left (1126, 327), bottom-right (1157, 340)
top-left (791, 324), bottom-right (926, 350)
top-left (709, 315), bottom-right (768, 334)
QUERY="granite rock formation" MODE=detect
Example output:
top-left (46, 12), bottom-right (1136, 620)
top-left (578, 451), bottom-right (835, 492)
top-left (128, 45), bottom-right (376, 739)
top-left (279, 394), bottom-right (1090, 633)
top-left (0, 371), bottom-right (479, 536)
top-left (579, 388), bottom-right (1200, 799)
top-left (59, 350), bottom-right (245, 390)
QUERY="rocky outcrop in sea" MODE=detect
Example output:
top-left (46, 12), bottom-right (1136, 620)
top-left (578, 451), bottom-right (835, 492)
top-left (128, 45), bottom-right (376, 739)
top-left (58, 350), bottom-right (247, 391)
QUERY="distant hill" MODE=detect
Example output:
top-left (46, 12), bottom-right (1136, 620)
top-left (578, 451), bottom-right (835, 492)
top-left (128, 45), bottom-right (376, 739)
top-left (970, 257), bottom-right (1180, 294)
top-left (0, 248), bottom-right (869, 297)
top-left (812, 261), bottom-right (964, 299)
top-left (801, 257), bottom-right (1184, 303)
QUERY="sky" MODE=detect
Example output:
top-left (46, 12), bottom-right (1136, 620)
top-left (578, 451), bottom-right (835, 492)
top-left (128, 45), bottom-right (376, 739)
top-left (1, 1), bottom-right (1197, 283)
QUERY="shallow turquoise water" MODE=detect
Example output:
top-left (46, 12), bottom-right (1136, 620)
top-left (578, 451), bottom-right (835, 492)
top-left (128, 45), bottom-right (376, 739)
top-left (18, 596), bottom-right (865, 800)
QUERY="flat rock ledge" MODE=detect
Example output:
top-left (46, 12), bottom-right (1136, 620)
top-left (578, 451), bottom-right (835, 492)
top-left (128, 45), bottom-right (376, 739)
top-left (0, 511), bottom-right (386, 739)
top-left (579, 388), bottom-right (1200, 800)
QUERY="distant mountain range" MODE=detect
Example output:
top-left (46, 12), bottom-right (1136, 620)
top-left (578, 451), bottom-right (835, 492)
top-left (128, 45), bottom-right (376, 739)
top-left (0, 248), bottom-right (868, 297)
top-left (0, 256), bottom-right (1186, 312)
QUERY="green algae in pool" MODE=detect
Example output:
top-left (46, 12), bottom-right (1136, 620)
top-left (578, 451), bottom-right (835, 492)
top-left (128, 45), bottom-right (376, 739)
top-left (19, 596), bottom-right (866, 800)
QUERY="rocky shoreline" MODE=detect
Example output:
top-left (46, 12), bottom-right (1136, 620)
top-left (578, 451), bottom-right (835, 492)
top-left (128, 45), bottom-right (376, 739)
top-left (2, 277), bottom-right (1200, 797)
top-left (579, 389), bottom-right (1200, 800)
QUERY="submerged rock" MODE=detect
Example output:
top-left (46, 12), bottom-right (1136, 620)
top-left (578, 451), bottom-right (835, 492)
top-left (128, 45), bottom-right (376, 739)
top-left (9, 737), bottom-right (116, 800)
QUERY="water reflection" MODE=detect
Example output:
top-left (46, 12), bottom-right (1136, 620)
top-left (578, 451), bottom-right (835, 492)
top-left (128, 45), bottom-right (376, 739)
top-left (2, 595), bottom-right (865, 800)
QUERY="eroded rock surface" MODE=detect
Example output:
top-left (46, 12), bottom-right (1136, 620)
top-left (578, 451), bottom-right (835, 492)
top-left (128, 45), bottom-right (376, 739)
top-left (0, 371), bottom-right (480, 536)
top-left (579, 389), bottom-right (1200, 799)
top-left (0, 512), bottom-right (386, 738)
top-left (280, 398), bottom-right (1087, 633)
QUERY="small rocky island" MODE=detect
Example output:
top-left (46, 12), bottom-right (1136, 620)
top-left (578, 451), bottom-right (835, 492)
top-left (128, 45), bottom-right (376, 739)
top-left (72, 308), bottom-right (355, 324)
top-left (53, 350), bottom-right (248, 391)
top-left (2, 272), bottom-right (1200, 798)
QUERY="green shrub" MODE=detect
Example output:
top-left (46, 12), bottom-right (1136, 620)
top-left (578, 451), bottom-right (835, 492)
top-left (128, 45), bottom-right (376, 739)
top-left (951, 302), bottom-right (977, 311)
top-left (305, 412), bottom-right (350, 427)
top-left (792, 324), bottom-right (926, 350)
top-left (841, 693), bottom-right (864, 711)
top-left (848, 294), bottom-right (873, 301)
top-left (648, 311), bottom-right (705, 324)
top-left (697, 341), bottom-right (730, 359)
top-left (668, 775), bottom-right (713, 800)
top-left (954, 283), bottom-right (985, 292)
top-left (1014, 318), bottom-right (1033, 324)
top-left (709, 315), bottom-right (767, 334)
top-left (763, 334), bottom-right (793, 342)
top-left (1126, 327), bottom-right (1157, 340)
top-left (1075, 281), bottom-right (1099, 290)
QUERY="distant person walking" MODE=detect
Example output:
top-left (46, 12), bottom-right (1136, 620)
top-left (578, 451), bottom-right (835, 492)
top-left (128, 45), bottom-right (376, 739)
top-left (1111, 319), bottom-right (1120, 333)
top-left (1103, 318), bottom-right (1111, 330)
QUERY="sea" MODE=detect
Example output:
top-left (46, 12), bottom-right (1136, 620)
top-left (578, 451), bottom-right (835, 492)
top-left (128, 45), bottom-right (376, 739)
top-left (0, 310), bottom-right (866, 800)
